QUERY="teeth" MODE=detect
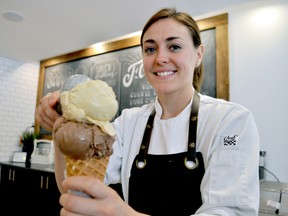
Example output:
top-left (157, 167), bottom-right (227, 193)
top-left (156, 71), bottom-right (174, 76)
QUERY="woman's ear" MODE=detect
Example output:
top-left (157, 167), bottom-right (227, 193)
top-left (195, 45), bottom-right (204, 67)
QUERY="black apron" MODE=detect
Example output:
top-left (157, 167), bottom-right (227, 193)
top-left (129, 91), bottom-right (205, 216)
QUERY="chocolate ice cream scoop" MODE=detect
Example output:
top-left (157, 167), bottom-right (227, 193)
top-left (53, 116), bottom-right (115, 160)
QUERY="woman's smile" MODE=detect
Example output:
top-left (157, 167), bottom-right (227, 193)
top-left (154, 71), bottom-right (175, 77)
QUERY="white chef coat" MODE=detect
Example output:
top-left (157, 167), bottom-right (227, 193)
top-left (105, 93), bottom-right (260, 216)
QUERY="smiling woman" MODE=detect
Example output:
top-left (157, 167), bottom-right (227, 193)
top-left (34, 7), bottom-right (261, 216)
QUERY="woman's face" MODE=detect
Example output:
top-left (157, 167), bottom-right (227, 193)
top-left (142, 18), bottom-right (203, 96)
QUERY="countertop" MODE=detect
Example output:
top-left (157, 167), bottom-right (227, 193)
top-left (259, 180), bottom-right (288, 215)
top-left (0, 161), bottom-right (55, 173)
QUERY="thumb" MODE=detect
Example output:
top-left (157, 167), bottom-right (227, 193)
top-left (48, 91), bottom-right (60, 107)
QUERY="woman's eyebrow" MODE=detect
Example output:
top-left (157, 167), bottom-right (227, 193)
top-left (166, 36), bottom-right (180, 42)
top-left (143, 36), bottom-right (181, 45)
top-left (143, 39), bottom-right (156, 45)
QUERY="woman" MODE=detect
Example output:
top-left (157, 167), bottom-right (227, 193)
top-left (35, 7), bottom-right (259, 216)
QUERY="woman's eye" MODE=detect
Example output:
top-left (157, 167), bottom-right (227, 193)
top-left (170, 44), bottom-right (181, 51)
top-left (144, 47), bottom-right (156, 54)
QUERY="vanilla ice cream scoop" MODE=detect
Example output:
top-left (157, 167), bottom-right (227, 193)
top-left (60, 79), bottom-right (118, 136)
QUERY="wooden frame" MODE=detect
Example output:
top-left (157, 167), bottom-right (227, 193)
top-left (35, 13), bottom-right (229, 137)
top-left (197, 13), bottom-right (229, 100)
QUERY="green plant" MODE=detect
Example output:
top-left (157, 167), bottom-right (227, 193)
top-left (21, 131), bottom-right (40, 144)
top-left (21, 126), bottom-right (40, 163)
top-left (20, 125), bottom-right (40, 146)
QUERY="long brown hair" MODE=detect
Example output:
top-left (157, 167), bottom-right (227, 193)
top-left (140, 8), bottom-right (204, 91)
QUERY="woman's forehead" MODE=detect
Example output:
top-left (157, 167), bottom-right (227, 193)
top-left (143, 19), bottom-right (190, 42)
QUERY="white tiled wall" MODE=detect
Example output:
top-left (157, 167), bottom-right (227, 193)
top-left (0, 57), bottom-right (40, 162)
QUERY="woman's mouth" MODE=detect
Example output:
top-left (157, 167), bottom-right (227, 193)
top-left (155, 71), bottom-right (175, 76)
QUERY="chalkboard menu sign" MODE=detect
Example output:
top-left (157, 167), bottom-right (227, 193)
top-left (36, 13), bottom-right (229, 137)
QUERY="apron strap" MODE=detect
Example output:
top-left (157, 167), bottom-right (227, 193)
top-left (137, 109), bottom-right (155, 164)
top-left (187, 91), bottom-right (200, 162)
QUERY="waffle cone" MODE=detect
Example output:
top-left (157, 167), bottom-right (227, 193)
top-left (65, 156), bottom-right (109, 182)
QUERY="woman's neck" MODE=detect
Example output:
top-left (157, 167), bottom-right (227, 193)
top-left (157, 87), bottom-right (194, 119)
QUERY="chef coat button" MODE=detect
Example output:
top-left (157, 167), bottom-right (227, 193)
top-left (146, 125), bottom-right (151, 129)
top-left (140, 145), bottom-right (145, 150)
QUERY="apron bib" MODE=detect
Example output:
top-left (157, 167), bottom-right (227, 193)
top-left (129, 91), bottom-right (205, 216)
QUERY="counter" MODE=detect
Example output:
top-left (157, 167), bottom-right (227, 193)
top-left (0, 161), bottom-right (55, 173)
top-left (259, 181), bottom-right (288, 215)
top-left (0, 161), bottom-right (61, 216)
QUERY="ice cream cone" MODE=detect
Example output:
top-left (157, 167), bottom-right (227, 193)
top-left (65, 156), bottom-right (110, 182)
top-left (52, 79), bottom-right (118, 185)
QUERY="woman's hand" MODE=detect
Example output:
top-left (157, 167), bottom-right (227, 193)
top-left (35, 91), bottom-right (61, 132)
top-left (60, 176), bottom-right (148, 216)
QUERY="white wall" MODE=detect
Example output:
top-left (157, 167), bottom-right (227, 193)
top-left (228, 0), bottom-right (288, 182)
top-left (0, 0), bottom-right (287, 182)
top-left (196, 0), bottom-right (288, 182)
top-left (0, 57), bottom-right (39, 161)
top-left (194, 0), bottom-right (288, 183)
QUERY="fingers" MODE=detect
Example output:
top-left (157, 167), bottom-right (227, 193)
top-left (35, 104), bottom-right (53, 131)
top-left (61, 176), bottom-right (116, 215)
top-left (60, 176), bottom-right (144, 216)
top-left (62, 176), bottom-right (107, 199)
top-left (60, 193), bottom-right (97, 215)
top-left (49, 91), bottom-right (61, 107)
top-left (35, 91), bottom-right (61, 132)
top-left (60, 207), bottom-right (85, 216)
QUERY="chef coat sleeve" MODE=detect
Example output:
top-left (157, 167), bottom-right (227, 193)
top-left (104, 118), bottom-right (123, 187)
top-left (194, 106), bottom-right (260, 216)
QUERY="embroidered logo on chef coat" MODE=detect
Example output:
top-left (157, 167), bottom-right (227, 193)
top-left (221, 135), bottom-right (239, 150)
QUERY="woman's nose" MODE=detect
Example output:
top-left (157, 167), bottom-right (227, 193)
top-left (155, 49), bottom-right (169, 64)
